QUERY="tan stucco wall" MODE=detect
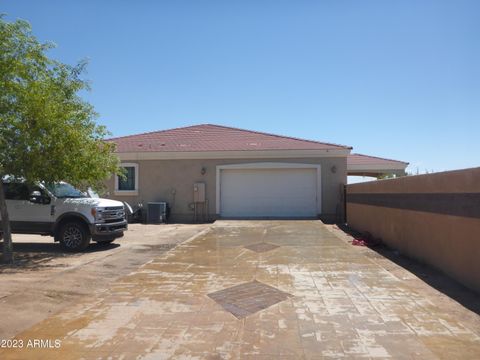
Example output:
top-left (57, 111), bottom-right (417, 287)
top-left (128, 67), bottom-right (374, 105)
top-left (105, 157), bottom-right (347, 223)
top-left (346, 167), bottom-right (480, 293)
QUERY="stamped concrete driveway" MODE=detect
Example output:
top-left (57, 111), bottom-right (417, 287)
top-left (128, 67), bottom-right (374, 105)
top-left (1, 220), bottom-right (480, 359)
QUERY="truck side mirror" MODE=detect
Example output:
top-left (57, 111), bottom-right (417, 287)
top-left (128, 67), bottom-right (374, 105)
top-left (29, 191), bottom-right (51, 205)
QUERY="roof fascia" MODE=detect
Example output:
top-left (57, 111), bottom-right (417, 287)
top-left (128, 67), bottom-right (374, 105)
top-left (347, 163), bottom-right (408, 171)
top-left (116, 149), bottom-right (351, 161)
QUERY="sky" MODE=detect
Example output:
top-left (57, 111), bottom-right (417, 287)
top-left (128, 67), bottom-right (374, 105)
top-left (2, 0), bottom-right (479, 177)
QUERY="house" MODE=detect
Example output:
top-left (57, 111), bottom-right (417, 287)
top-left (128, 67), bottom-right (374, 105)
top-left (105, 124), bottom-right (408, 222)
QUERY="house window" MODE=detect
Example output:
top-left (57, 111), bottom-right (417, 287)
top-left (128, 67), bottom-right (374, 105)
top-left (119, 167), bottom-right (135, 190)
top-left (115, 163), bottom-right (138, 195)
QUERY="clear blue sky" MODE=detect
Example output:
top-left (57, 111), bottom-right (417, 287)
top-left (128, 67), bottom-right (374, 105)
top-left (3, 0), bottom-right (479, 174)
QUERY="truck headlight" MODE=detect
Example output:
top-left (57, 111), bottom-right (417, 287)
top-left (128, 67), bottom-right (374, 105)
top-left (91, 207), bottom-right (104, 221)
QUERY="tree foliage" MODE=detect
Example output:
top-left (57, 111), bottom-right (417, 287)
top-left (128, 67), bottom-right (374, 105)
top-left (0, 17), bottom-right (119, 187)
top-left (0, 16), bottom-right (120, 263)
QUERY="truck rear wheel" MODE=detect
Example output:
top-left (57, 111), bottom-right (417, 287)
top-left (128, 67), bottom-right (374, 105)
top-left (58, 221), bottom-right (91, 252)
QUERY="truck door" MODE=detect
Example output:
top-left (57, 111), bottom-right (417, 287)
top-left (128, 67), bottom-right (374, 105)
top-left (3, 182), bottom-right (54, 233)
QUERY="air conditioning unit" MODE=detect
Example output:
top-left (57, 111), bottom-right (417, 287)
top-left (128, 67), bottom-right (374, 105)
top-left (147, 202), bottom-right (168, 224)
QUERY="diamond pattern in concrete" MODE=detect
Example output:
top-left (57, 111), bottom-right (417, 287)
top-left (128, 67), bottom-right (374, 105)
top-left (208, 280), bottom-right (293, 319)
top-left (244, 242), bottom-right (279, 253)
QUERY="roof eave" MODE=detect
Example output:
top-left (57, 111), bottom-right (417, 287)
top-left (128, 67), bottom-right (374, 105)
top-left (347, 163), bottom-right (408, 177)
top-left (115, 148), bottom-right (351, 161)
top-left (347, 163), bottom-right (408, 171)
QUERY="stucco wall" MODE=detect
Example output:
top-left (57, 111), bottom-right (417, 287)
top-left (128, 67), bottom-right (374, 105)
top-left (105, 157), bottom-right (347, 223)
top-left (346, 167), bottom-right (480, 293)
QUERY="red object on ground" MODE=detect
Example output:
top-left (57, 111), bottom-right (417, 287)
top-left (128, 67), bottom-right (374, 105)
top-left (352, 238), bottom-right (367, 246)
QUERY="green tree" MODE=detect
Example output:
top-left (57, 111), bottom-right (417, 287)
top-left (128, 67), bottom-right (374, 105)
top-left (0, 17), bottom-right (120, 263)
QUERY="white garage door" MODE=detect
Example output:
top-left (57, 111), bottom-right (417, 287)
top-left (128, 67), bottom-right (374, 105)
top-left (219, 168), bottom-right (318, 217)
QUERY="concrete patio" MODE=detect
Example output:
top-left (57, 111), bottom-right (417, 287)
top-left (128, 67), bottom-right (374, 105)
top-left (1, 220), bottom-right (479, 359)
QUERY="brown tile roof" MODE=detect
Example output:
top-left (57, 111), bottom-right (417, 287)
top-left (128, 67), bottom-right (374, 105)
top-left (109, 124), bottom-right (352, 153)
top-left (348, 153), bottom-right (409, 166)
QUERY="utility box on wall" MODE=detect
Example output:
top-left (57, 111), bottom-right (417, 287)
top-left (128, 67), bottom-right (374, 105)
top-left (193, 182), bottom-right (205, 203)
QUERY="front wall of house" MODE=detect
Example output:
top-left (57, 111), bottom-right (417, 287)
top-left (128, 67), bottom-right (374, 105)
top-left (105, 157), bottom-right (347, 223)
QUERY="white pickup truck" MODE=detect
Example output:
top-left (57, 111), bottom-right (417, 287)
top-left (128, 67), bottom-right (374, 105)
top-left (0, 180), bottom-right (127, 251)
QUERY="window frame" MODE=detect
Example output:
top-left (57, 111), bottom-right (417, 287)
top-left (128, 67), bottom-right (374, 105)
top-left (115, 163), bottom-right (139, 196)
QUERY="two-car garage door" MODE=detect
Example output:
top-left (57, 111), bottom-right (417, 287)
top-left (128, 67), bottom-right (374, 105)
top-left (219, 166), bottom-right (319, 218)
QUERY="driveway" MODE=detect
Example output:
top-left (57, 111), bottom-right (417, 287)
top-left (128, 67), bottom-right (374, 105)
top-left (0, 224), bottom-right (209, 340)
top-left (1, 220), bottom-right (480, 359)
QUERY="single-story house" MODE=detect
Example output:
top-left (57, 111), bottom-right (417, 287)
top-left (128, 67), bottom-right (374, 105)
top-left (105, 124), bottom-right (408, 222)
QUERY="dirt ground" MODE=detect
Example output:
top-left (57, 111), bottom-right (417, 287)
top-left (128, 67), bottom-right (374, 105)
top-left (0, 223), bottom-right (210, 340)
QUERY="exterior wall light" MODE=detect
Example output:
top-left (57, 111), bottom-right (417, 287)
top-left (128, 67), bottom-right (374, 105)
top-left (201, 167), bottom-right (206, 175)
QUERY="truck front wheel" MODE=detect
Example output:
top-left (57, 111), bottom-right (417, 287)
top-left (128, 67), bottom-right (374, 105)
top-left (58, 221), bottom-right (91, 252)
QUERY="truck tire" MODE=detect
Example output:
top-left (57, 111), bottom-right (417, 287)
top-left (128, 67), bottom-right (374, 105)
top-left (58, 221), bottom-right (91, 252)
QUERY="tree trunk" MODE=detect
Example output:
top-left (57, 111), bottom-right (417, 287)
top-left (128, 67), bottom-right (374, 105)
top-left (0, 177), bottom-right (13, 264)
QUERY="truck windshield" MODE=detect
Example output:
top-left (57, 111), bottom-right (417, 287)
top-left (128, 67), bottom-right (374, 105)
top-left (45, 183), bottom-right (86, 198)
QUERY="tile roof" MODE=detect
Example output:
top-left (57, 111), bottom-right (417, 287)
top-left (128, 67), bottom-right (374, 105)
top-left (109, 124), bottom-right (352, 153)
top-left (348, 153), bottom-right (409, 166)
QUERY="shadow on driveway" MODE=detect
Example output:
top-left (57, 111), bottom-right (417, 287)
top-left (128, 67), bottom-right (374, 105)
top-left (337, 224), bottom-right (480, 316)
top-left (0, 241), bottom-right (120, 272)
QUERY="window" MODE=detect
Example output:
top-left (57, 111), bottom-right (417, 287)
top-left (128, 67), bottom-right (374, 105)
top-left (44, 182), bottom-right (86, 198)
top-left (3, 182), bottom-right (30, 200)
top-left (115, 163), bottom-right (138, 195)
top-left (119, 167), bottom-right (135, 190)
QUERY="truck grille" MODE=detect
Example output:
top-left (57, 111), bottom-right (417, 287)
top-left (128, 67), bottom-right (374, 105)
top-left (104, 206), bottom-right (124, 211)
top-left (102, 206), bottom-right (125, 222)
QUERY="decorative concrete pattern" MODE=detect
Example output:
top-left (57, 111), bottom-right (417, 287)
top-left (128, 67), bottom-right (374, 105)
top-left (244, 242), bottom-right (280, 253)
top-left (0, 220), bottom-right (479, 359)
top-left (208, 280), bottom-right (293, 319)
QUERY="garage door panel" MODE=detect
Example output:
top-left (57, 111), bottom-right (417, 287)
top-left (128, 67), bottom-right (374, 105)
top-left (220, 168), bottom-right (317, 217)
